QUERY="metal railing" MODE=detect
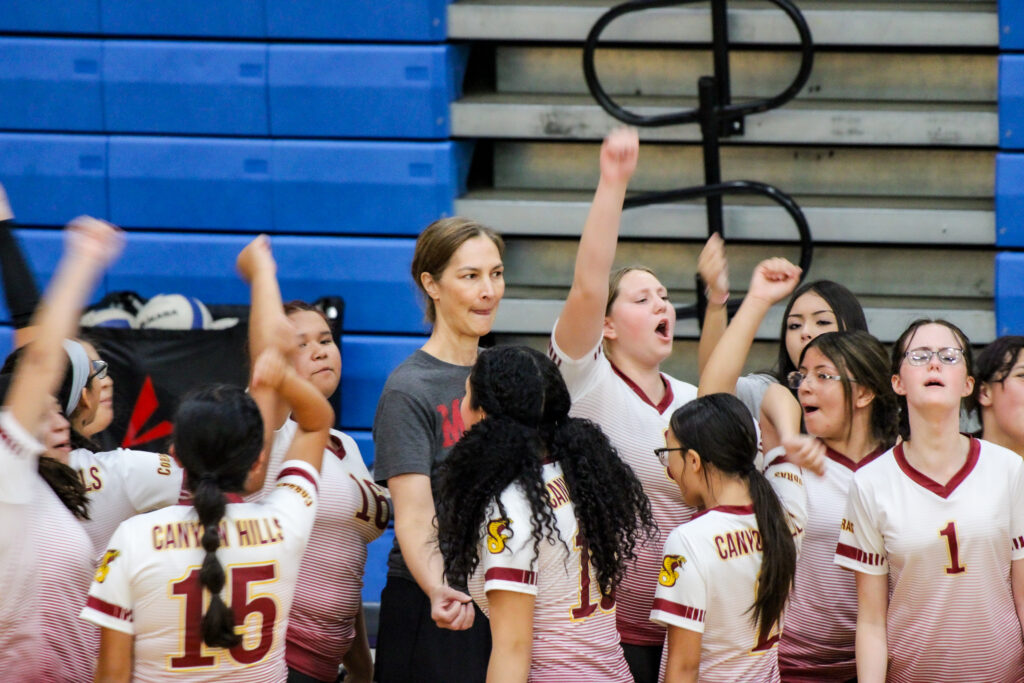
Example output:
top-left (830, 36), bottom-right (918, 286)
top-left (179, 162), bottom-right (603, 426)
top-left (583, 0), bottom-right (815, 321)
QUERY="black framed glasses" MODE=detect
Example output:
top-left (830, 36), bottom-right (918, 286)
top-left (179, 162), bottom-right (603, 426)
top-left (787, 370), bottom-right (855, 389)
top-left (88, 359), bottom-right (108, 382)
top-left (904, 347), bottom-right (963, 366)
top-left (654, 446), bottom-right (686, 468)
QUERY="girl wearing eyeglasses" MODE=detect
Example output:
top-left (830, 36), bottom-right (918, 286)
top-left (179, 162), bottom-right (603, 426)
top-left (652, 393), bottom-right (806, 682)
top-left (835, 319), bottom-right (1024, 682)
top-left (974, 335), bottom-right (1024, 458)
top-left (777, 331), bottom-right (898, 682)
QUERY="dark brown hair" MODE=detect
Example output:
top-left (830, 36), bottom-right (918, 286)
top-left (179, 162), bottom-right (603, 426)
top-left (411, 217), bottom-right (504, 324)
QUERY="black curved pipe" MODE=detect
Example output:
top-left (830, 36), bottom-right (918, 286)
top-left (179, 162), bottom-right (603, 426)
top-left (583, 0), bottom-right (814, 128)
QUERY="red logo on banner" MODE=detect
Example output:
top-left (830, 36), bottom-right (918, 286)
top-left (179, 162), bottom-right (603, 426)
top-left (122, 376), bottom-right (174, 448)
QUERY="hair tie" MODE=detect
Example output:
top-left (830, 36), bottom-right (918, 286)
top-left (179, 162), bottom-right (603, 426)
top-left (198, 472), bottom-right (218, 486)
top-left (61, 340), bottom-right (90, 416)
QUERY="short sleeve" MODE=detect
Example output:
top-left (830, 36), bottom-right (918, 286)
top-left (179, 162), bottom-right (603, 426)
top-left (373, 390), bottom-right (438, 483)
top-left (80, 522), bottom-right (135, 635)
top-left (548, 323), bottom-right (604, 401)
top-left (267, 459), bottom-right (321, 547)
top-left (114, 450), bottom-right (184, 513)
top-left (1010, 458), bottom-right (1024, 561)
top-left (764, 448), bottom-right (808, 549)
top-left (477, 492), bottom-right (540, 596)
top-left (834, 474), bottom-right (888, 575)
top-left (0, 409), bottom-right (44, 504)
top-left (650, 529), bottom-right (706, 633)
top-left (735, 373), bottom-right (776, 421)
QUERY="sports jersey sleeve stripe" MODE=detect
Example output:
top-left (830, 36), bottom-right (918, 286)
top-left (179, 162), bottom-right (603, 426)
top-left (649, 598), bottom-right (705, 633)
top-left (484, 567), bottom-right (537, 585)
top-left (278, 464), bottom-right (319, 493)
top-left (834, 542), bottom-right (886, 572)
top-left (80, 596), bottom-right (134, 635)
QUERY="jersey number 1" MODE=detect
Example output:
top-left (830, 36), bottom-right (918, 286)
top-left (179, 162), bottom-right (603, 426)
top-left (570, 533), bottom-right (614, 621)
top-left (939, 522), bottom-right (966, 575)
top-left (169, 563), bottom-right (277, 669)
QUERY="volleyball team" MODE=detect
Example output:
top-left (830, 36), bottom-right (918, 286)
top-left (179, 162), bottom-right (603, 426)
top-left (1, 128), bottom-right (1022, 683)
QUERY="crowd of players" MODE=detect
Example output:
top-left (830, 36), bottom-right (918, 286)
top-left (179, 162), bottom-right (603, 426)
top-left (0, 126), bottom-right (1022, 683)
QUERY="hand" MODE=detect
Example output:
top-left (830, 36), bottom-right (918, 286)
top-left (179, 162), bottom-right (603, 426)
top-left (430, 584), bottom-right (476, 631)
top-left (747, 257), bottom-right (801, 306)
top-left (599, 127), bottom-right (639, 186)
top-left (0, 183), bottom-right (12, 222)
top-left (250, 348), bottom-right (291, 391)
top-left (236, 234), bottom-right (275, 283)
top-left (782, 434), bottom-right (827, 476)
top-left (64, 216), bottom-right (124, 268)
top-left (698, 232), bottom-right (728, 302)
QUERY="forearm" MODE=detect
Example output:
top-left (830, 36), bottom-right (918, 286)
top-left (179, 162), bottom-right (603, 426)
top-left (572, 176), bottom-right (628, 295)
top-left (698, 295), bottom-right (773, 396)
top-left (341, 606), bottom-right (374, 681)
top-left (855, 572), bottom-right (889, 683)
top-left (486, 642), bottom-right (531, 683)
top-left (394, 511), bottom-right (447, 595)
top-left (760, 383), bottom-right (802, 442)
top-left (278, 371), bottom-right (334, 433)
top-left (697, 300), bottom-right (728, 376)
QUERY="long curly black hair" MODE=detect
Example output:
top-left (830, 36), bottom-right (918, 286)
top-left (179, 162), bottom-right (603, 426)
top-left (436, 345), bottom-right (656, 598)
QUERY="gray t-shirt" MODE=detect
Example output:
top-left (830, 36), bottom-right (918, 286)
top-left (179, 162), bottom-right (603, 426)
top-left (373, 349), bottom-right (472, 580)
top-left (735, 372), bottom-right (777, 421)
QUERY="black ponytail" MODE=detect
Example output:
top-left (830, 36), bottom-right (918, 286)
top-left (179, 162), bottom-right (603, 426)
top-left (668, 393), bottom-right (796, 644)
top-left (38, 456), bottom-right (90, 520)
top-left (173, 384), bottom-right (264, 649)
top-left (437, 346), bottom-right (654, 595)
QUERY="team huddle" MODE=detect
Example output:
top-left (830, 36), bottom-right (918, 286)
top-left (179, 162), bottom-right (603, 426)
top-left (0, 127), bottom-right (1022, 683)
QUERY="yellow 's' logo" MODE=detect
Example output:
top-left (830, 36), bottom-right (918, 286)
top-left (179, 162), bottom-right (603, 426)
top-left (95, 549), bottom-right (120, 583)
top-left (486, 518), bottom-right (512, 554)
top-left (658, 554), bottom-right (686, 586)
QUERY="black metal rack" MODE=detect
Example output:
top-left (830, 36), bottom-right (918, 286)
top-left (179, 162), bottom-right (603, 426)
top-left (582, 0), bottom-right (816, 322)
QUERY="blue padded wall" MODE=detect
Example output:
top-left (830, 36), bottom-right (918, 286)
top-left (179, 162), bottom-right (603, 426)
top-left (340, 335), bottom-right (425, 430)
top-left (269, 45), bottom-right (468, 139)
top-left (0, 39), bottom-right (103, 131)
top-left (1002, 0), bottom-right (1024, 51)
top-left (0, 134), bottom-right (108, 225)
top-left (997, 154), bottom-right (1024, 247)
top-left (100, 0), bottom-right (266, 38)
top-left (349, 431), bottom-right (375, 470)
top-left (266, 0), bottom-right (450, 41)
top-left (1000, 56), bottom-right (1024, 150)
top-left (0, 0), bottom-right (100, 33)
top-left (0, 327), bottom-right (13, 361)
top-left (996, 253), bottom-right (1024, 334)
top-left (103, 42), bottom-right (268, 135)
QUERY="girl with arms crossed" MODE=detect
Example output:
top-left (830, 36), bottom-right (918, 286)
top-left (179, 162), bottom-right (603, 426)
top-left (835, 320), bottom-right (1024, 682)
top-left (436, 345), bottom-right (655, 682)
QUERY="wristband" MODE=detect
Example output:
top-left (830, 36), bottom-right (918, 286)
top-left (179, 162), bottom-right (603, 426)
top-left (704, 287), bottom-right (729, 306)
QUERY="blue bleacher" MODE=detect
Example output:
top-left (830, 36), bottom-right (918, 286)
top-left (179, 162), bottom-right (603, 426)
top-left (268, 45), bottom-right (468, 139)
top-left (266, 0), bottom-right (450, 42)
top-left (100, 0), bottom-right (266, 38)
top-left (0, 39), bottom-right (103, 132)
top-left (340, 335), bottom-right (426, 430)
top-left (0, 134), bottom-right (108, 225)
top-left (996, 154), bottom-right (1024, 247)
top-left (0, 327), bottom-right (14, 361)
top-left (363, 529), bottom-right (393, 605)
top-left (104, 42), bottom-right (269, 135)
top-left (1000, 55), bottom-right (1024, 150)
top-left (0, 0), bottom-right (100, 34)
top-left (1002, 0), bottom-right (1024, 51)
top-left (348, 430), bottom-right (374, 471)
top-left (996, 253), bottom-right (1024, 334)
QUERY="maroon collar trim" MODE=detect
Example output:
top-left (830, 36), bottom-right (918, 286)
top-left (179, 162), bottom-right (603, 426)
top-left (893, 438), bottom-right (980, 499)
top-left (327, 434), bottom-right (347, 461)
top-left (826, 444), bottom-right (888, 472)
top-left (692, 504), bottom-right (755, 520)
top-left (608, 360), bottom-right (674, 414)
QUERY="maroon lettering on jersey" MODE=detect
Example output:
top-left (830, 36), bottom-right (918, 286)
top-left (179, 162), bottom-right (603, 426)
top-left (437, 398), bottom-right (465, 448)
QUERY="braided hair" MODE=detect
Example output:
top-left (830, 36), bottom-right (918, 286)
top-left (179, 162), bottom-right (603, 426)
top-left (437, 345), bottom-right (655, 598)
top-left (172, 384), bottom-right (264, 648)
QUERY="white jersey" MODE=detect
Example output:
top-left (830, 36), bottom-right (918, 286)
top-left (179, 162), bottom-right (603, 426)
top-left (71, 447), bottom-right (184, 558)
top-left (779, 445), bottom-right (885, 682)
top-left (834, 438), bottom-right (1024, 683)
top-left (549, 332), bottom-right (698, 645)
top-left (80, 460), bottom-right (320, 682)
top-left (468, 461), bottom-right (632, 682)
top-left (651, 451), bottom-right (807, 683)
top-left (247, 421), bottom-right (390, 681)
top-left (0, 410), bottom-right (98, 683)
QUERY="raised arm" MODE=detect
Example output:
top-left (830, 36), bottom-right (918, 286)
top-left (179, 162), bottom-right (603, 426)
top-left (553, 128), bottom-right (638, 360)
top-left (696, 232), bottom-right (730, 376)
top-left (237, 235), bottom-right (293, 431)
top-left (5, 217), bottom-right (123, 433)
top-left (698, 257), bottom-right (801, 397)
top-left (250, 349), bottom-right (332, 473)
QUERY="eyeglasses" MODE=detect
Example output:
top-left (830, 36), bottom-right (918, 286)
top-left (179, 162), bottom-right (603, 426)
top-left (88, 359), bottom-right (108, 382)
top-left (654, 446), bottom-right (686, 468)
top-left (787, 370), bottom-right (855, 389)
top-left (904, 347), bottom-right (963, 366)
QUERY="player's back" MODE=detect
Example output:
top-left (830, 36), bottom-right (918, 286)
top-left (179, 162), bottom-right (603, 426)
top-left (83, 462), bottom-right (319, 682)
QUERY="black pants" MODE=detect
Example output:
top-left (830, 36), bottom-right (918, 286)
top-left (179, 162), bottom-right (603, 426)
top-left (374, 576), bottom-right (492, 683)
top-left (622, 642), bottom-right (663, 683)
top-left (287, 668), bottom-right (333, 683)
